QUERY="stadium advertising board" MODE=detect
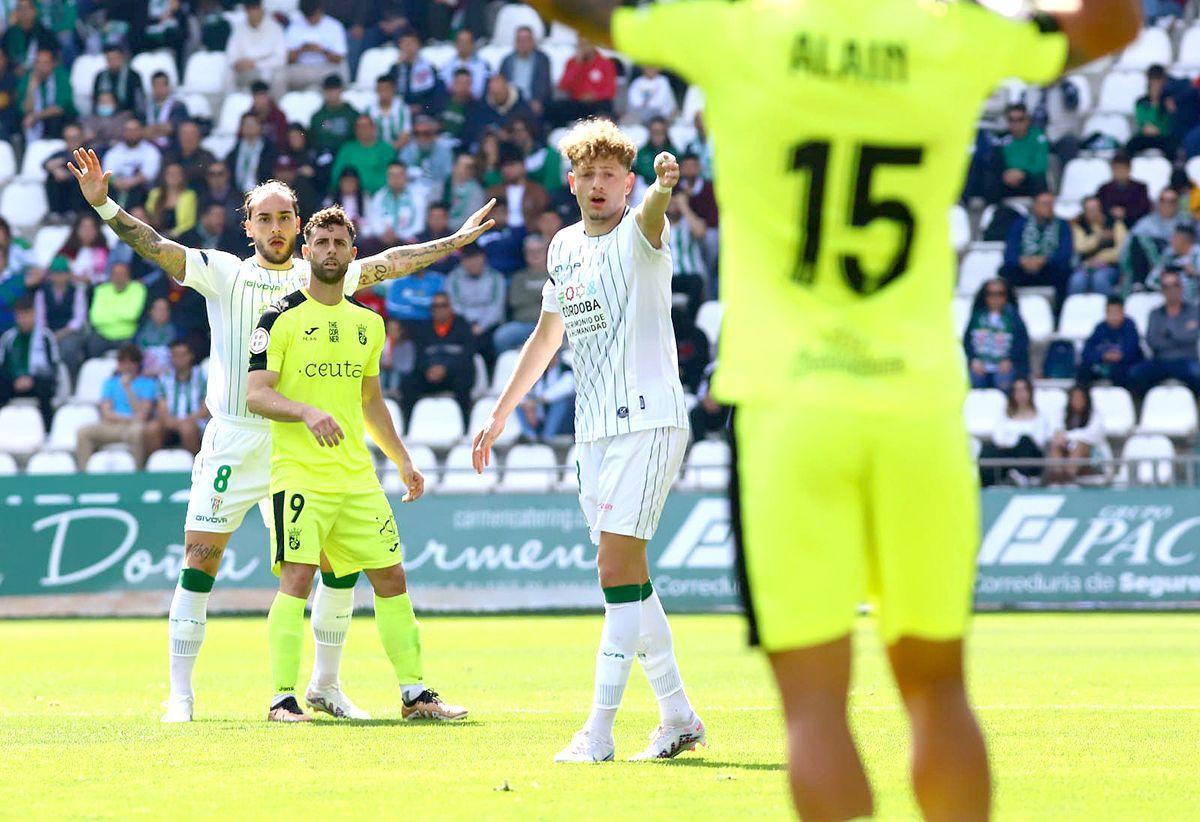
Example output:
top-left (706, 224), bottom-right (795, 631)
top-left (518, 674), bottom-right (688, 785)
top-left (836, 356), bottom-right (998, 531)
top-left (0, 476), bottom-right (1196, 614)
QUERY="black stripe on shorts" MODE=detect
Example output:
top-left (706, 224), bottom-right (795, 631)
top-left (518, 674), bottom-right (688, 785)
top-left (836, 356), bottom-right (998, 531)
top-left (272, 490), bottom-right (285, 565)
top-left (728, 409), bottom-right (760, 647)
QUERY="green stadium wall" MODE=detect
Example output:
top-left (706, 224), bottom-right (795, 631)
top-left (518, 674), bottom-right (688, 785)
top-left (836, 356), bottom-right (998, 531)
top-left (0, 474), bottom-right (1197, 615)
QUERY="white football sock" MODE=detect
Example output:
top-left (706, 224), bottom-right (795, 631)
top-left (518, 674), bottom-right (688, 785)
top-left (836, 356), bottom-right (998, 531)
top-left (583, 599), bottom-right (640, 741)
top-left (309, 580), bottom-right (354, 690)
top-left (167, 586), bottom-right (209, 698)
top-left (637, 590), bottom-right (695, 727)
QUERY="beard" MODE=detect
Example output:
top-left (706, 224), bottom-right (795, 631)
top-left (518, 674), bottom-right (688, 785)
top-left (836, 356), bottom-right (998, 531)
top-left (310, 258), bottom-right (349, 284)
top-left (254, 235), bottom-right (296, 265)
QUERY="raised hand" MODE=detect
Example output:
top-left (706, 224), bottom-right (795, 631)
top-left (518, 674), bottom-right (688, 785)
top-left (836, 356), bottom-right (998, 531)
top-left (654, 151), bottom-right (680, 189)
top-left (452, 198), bottom-right (498, 247)
top-left (67, 148), bottom-right (112, 207)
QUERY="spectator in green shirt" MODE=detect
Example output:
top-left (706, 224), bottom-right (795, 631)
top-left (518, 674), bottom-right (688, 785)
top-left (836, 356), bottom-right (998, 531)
top-left (85, 262), bottom-right (147, 359)
top-left (999, 103), bottom-right (1049, 198)
top-left (17, 46), bottom-right (74, 142)
top-left (329, 114), bottom-right (397, 195)
top-left (0, 295), bottom-right (58, 430)
top-left (1128, 64), bottom-right (1176, 157)
top-left (308, 73), bottom-right (358, 189)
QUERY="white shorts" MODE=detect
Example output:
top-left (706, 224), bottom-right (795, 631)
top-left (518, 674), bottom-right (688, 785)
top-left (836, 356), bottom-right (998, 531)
top-left (184, 417), bottom-right (273, 534)
top-left (576, 426), bottom-right (688, 545)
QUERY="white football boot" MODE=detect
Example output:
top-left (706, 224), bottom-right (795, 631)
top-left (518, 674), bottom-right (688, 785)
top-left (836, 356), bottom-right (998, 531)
top-left (161, 694), bottom-right (194, 723)
top-left (629, 714), bottom-right (707, 760)
top-left (554, 730), bottom-right (616, 763)
top-left (305, 683), bottom-right (371, 720)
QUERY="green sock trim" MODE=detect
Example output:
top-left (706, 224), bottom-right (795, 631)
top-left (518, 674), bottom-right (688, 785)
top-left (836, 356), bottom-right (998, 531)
top-left (179, 568), bottom-right (215, 593)
top-left (321, 570), bottom-right (359, 589)
top-left (603, 584), bottom-right (644, 604)
top-left (641, 579), bottom-right (653, 600)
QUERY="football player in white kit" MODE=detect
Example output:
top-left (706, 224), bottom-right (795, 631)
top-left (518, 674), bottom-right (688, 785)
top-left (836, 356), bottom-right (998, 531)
top-left (471, 119), bottom-right (704, 762)
top-left (69, 148), bottom-right (494, 722)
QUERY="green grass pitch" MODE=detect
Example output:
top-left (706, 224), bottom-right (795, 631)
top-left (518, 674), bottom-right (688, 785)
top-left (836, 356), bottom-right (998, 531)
top-left (1, 613), bottom-right (1196, 820)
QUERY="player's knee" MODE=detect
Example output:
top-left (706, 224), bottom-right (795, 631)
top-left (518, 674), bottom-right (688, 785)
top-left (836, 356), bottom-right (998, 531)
top-left (367, 564), bottom-right (407, 597)
top-left (278, 563), bottom-right (316, 598)
top-left (887, 637), bottom-right (967, 704)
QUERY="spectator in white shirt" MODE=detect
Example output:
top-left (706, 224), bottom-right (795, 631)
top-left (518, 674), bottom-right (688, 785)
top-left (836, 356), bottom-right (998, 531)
top-left (439, 29), bottom-right (489, 100)
top-left (285, 0), bottom-right (349, 91)
top-left (102, 118), bottom-right (162, 209)
top-left (227, 0), bottom-right (286, 97)
top-left (625, 66), bottom-right (677, 125)
top-left (1045, 385), bottom-right (1108, 485)
top-left (366, 162), bottom-right (426, 248)
top-left (367, 74), bottom-right (412, 152)
top-left (978, 377), bottom-right (1054, 487)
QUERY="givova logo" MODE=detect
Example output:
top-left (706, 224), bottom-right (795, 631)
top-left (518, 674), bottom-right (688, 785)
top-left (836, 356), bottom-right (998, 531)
top-left (658, 499), bottom-right (733, 569)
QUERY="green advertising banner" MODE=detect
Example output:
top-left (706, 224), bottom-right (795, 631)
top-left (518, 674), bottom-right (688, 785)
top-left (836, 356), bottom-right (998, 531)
top-left (0, 475), bottom-right (1197, 615)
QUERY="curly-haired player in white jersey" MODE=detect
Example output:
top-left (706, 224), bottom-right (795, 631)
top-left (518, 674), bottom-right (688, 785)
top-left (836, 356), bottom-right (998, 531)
top-left (472, 119), bottom-right (703, 762)
top-left (69, 148), bottom-right (494, 723)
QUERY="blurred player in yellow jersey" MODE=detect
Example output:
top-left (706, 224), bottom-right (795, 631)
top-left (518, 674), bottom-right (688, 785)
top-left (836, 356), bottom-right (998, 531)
top-left (527, 1), bottom-right (1139, 818)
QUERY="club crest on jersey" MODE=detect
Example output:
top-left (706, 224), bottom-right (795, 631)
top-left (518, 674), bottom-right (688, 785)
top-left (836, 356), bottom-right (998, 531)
top-left (210, 494), bottom-right (223, 515)
top-left (357, 324), bottom-right (368, 345)
top-left (288, 527), bottom-right (301, 551)
top-left (328, 321), bottom-right (339, 343)
top-left (616, 406), bottom-right (629, 419)
top-left (248, 327), bottom-right (269, 354)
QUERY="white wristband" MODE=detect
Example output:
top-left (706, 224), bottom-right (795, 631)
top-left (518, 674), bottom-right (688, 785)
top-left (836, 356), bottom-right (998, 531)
top-left (93, 198), bottom-right (119, 221)
top-left (653, 181), bottom-right (673, 195)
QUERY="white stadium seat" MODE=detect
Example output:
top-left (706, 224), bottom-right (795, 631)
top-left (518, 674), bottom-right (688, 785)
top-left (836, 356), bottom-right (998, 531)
top-left (1177, 26), bottom-right (1200, 72)
top-left (130, 50), bottom-right (179, 95)
top-left (1091, 385), bottom-right (1136, 437)
top-left (622, 123), bottom-right (649, 149)
top-left (85, 449), bottom-right (137, 474)
top-left (490, 349), bottom-right (521, 396)
top-left (0, 452), bottom-right (18, 475)
top-left (419, 44), bottom-right (456, 70)
top-left (342, 89), bottom-right (375, 112)
top-left (471, 354), bottom-right (489, 399)
top-left (200, 134), bottom-right (235, 161)
top-left (544, 43), bottom-right (574, 86)
top-left (364, 398), bottom-right (405, 448)
top-left (180, 50), bottom-right (229, 96)
top-left (1187, 156), bottom-right (1200, 187)
top-left (669, 124), bottom-right (697, 151)
top-left (492, 3), bottom-right (546, 48)
top-left (499, 444), bottom-right (558, 493)
top-left (957, 248), bottom-right (1003, 297)
top-left (26, 450), bottom-right (77, 475)
top-left (468, 399), bottom-right (519, 447)
top-left (695, 300), bottom-right (723, 350)
top-left (1120, 434), bottom-right (1175, 485)
top-left (381, 443), bottom-right (439, 493)
top-left (0, 405), bottom-right (45, 455)
top-left (407, 397), bottom-right (466, 448)
top-left (439, 444), bottom-right (498, 493)
top-left (1018, 294), bottom-right (1055, 345)
top-left (1058, 157), bottom-right (1110, 206)
top-left (1033, 387), bottom-right (1067, 424)
top-left (74, 357), bottom-right (116, 404)
top-left (950, 204), bottom-right (971, 254)
top-left (559, 443), bottom-right (579, 491)
top-left (1115, 27), bottom-right (1173, 71)
top-left (546, 21), bottom-right (578, 45)
top-left (215, 92), bottom-right (253, 136)
top-left (33, 225), bottom-right (71, 267)
top-left (1131, 156), bottom-right (1171, 200)
top-left (1138, 385), bottom-right (1198, 437)
top-left (952, 296), bottom-right (971, 337)
top-left (180, 93), bottom-right (213, 121)
top-left (0, 139), bottom-right (16, 186)
top-left (355, 46), bottom-right (398, 89)
top-left (0, 182), bottom-right (47, 229)
top-left (19, 138), bottom-right (64, 182)
top-left (963, 389), bottom-right (1006, 439)
top-left (1057, 294), bottom-right (1106, 342)
top-left (969, 436), bottom-right (982, 461)
top-left (478, 43), bottom-right (509, 73)
top-left (278, 91), bottom-right (322, 126)
top-left (683, 440), bottom-right (730, 491)
top-left (1123, 291), bottom-right (1163, 337)
top-left (681, 85), bottom-right (705, 123)
top-left (1082, 113), bottom-right (1132, 146)
top-left (146, 449), bottom-right (195, 472)
top-left (1097, 71), bottom-right (1145, 115)
top-left (48, 404), bottom-right (100, 451)
top-left (69, 53), bottom-right (106, 112)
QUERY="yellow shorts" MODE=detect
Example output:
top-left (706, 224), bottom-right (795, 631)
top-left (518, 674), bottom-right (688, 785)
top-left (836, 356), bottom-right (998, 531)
top-left (733, 401), bottom-right (980, 651)
top-left (269, 485), bottom-right (401, 578)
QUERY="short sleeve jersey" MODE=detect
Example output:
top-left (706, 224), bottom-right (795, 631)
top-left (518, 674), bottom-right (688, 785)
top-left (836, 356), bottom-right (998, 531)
top-left (183, 249), bottom-right (362, 422)
top-left (248, 289), bottom-right (384, 492)
top-left (613, 0), bottom-right (1067, 413)
top-left (541, 208), bottom-right (688, 442)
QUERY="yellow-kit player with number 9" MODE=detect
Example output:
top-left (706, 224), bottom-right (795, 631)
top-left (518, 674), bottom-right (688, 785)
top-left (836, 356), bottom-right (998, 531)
top-left (246, 205), bottom-right (468, 724)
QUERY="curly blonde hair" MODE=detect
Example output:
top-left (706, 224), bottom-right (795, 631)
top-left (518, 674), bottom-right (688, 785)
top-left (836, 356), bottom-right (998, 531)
top-left (558, 118), bottom-right (636, 170)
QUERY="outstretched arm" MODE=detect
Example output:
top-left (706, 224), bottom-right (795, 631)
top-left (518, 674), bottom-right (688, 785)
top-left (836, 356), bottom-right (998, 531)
top-left (635, 151), bottom-right (678, 250)
top-left (354, 198), bottom-right (497, 290)
top-left (68, 148), bottom-right (189, 282)
top-left (526, 1), bottom-right (617, 47)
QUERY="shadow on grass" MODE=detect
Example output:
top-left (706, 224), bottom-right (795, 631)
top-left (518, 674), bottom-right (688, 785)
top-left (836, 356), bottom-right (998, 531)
top-left (657, 758), bottom-right (784, 772)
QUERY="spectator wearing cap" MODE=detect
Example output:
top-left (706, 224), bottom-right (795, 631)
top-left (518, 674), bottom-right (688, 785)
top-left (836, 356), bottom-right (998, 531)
top-left (1147, 224), bottom-right (1200, 300)
top-left (401, 292), bottom-right (476, 429)
top-left (1078, 296), bottom-right (1143, 388)
top-left (3, 0), bottom-right (55, 75)
top-left (474, 199), bottom-right (526, 277)
top-left (399, 115), bottom-right (454, 192)
top-left (551, 39), bottom-right (618, 126)
top-left (1125, 187), bottom-right (1193, 288)
top-left (75, 344), bottom-right (159, 470)
top-left (309, 74), bottom-right (359, 188)
top-left (86, 261), bottom-right (146, 360)
top-left (440, 29), bottom-right (489, 100)
top-left (625, 66), bottom-right (677, 125)
top-left (43, 122), bottom-right (89, 218)
top-left (226, 112), bottom-right (278, 194)
top-left (143, 71), bottom-right (187, 150)
top-left (443, 153), bottom-right (486, 229)
top-left (964, 278), bottom-right (1030, 391)
top-left (486, 148), bottom-right (549, 230)
top-left (146, 339), bottom-right (207, 456)
top-left (1129, 270), bottom-right (1200, 397)
top-left (500, 26), bottom-right (553, 119)
top-left (1000, 190), bottom-right (1073, 303)
top-left (1127, 64), bottom-right (1176, 157)
top-left (390, 28), bottom-right (441, 116)
top-left (446, 244), bottom-right (505, 364)
top-left (180, 201), bottom-right (244, 257)
top-left (270, 155), bottom-right (321, 223)
top-left (249, 80), bottom-right (289, 149)
top-left (1069, 196), bottom-right (1125, 296)
top-left (997, 102), bottom-right (1049, 198)
top-left (227, 0), bottom-right (286, 97)
top-left (34, 254), bottom-right (87, 375)
top-left (18, 46), bottom-right (72, 142)
top-left (162, 120), bottom-right (217, 194)
top-left (0, 294), bottom-right (58, 431)
top-left (285, 0), bottom-right (349, 90)
top-left (440, 68), bottom-right (476, 146)
top-left (464, 74), bottom-right (533, 153)
top-left (365, 162), bottom-right (426, 249)
top-left (495, 234), bottom-right (550, 355)
top-left (367, 74), bottom-right (411, 153)
top-left (633, 117), bottom-right (679, 185)
top-left (1096, 153), bottom-right (1151, 228)
top-left (330, 114), bottom-right (396, 195)
top-left (103, 118), bottom-right (162, 209)
top-left (93, 43), bottom-right (145, 114)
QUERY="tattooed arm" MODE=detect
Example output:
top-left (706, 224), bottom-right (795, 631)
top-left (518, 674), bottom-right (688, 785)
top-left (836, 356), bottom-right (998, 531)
top-left (69, 147), bottom-right (189, 282)
top-left (353, 198), bottom-right (497, 290)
